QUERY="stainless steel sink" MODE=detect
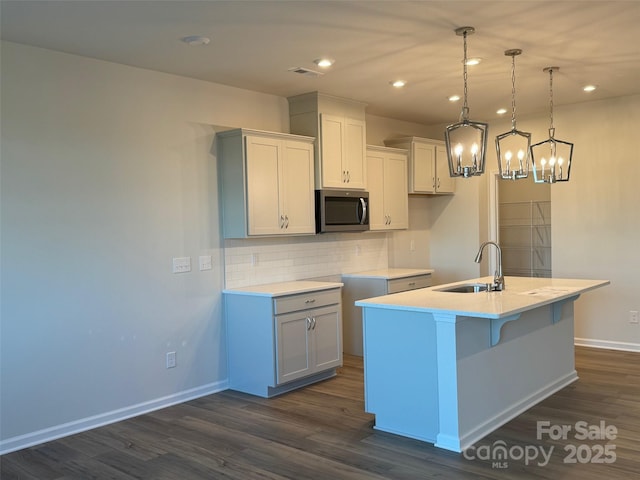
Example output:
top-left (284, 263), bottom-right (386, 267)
top-left (435, 283), bottom-right (490, 293)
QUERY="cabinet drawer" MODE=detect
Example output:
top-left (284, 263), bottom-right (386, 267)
top-left (273, 288), bottom-right (341, 315)
top-left (387, 275), bottom-right (432, 294)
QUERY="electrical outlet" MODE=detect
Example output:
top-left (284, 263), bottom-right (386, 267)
top-left (355, 244), bottom-right (361, 256)
top-left (630, 311), bottom-right (639, 325)
top-left (251, 253), bottom-right (259, 266)
top-left (166, 351), bottom-right (176, 368)
top-left (410, 240), bottom-right (416, 252)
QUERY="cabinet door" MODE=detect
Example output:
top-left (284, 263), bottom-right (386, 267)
top-left (384, 152), bottom-right (409, 229)
top-left (435, 144), bottom-right (455, 193)
top-left (281, 140), bottom-right (315, 234)
top-left (245, 135), bottom-right (282, 235)
top-left (276, 312), bottom-right (312, 385)
top-left (344, 118), bottom-right (367, 189)
top-left (310, 308), bottom-right (342, 372)
top-left (411, 142), bottom-right (436, 193)
top-left (320, 114), bottom-right (345, 188)
top-left (366, 150), bottom-right (386, 230)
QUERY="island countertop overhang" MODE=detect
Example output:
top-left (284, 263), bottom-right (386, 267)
top-left (355, 276), bottom-right (610, 319)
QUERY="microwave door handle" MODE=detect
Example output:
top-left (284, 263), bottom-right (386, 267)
top-left (358, 197), bottom-right (367, 225)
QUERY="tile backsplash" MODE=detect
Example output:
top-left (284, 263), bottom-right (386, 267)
top-left (224, 233), bottom-right (388, 289)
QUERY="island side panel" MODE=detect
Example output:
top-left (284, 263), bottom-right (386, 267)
top-left (455, 301), bottom-right (578, 450)
top-left (362, 307), bottom-right (439, 443)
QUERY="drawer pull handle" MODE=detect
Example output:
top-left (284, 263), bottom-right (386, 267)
top-left (304, 299), bottom-right (316, 304)
top-left (408, 282), bottom-right (416, 286)
top-left (311, 317), bottom-right (317, 330)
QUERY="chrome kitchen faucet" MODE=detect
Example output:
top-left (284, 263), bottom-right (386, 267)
top-left (474, 241), bottom-right (505, 291)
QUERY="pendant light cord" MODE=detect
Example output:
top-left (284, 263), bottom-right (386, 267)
top-left (510, 54), bottom-right (517, 130)
top-left (548, 68), bottom-right (555, 138)
top-left (461, 30), bottom-right (469, 121)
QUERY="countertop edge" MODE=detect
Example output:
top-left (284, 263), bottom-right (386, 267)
top-left (223, 281), bottom-right (344, 297)
top-left (355, 277), bottom-right (610, 319)
top-left (342, 268), bottom-right (435, 280)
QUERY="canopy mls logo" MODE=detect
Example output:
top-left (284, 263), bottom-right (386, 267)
top-left (463, 440), bottom-right (553, 468)
top-left (464, 420), bottom-right (618, 468)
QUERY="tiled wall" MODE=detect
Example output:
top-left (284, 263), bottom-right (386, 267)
top-left (224, 233), bottom-right (389, 288)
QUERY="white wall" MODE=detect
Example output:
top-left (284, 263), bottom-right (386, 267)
top-left (0, 41), bottom-right (291, 453)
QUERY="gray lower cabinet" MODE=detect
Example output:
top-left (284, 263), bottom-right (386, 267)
top-left (225, 283), bottom-right (342, 397)
top-left (342, 269), bottom-right (433, 356)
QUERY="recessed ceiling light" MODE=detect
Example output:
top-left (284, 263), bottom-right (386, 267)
top-left (465, 57), bottom-right (482, 66)
top-left (448, 95), bottom-right (461, 102)
top-left (181, 35), bottom-right (210, 46)
top-left (313, 58), bottom-right (334, 68)
top-left (583, 85), bottom-right (597, 92)
top-left (390, 80), bottom-right (406, 88)
top-left (496, 108), bottom-right (507, 115)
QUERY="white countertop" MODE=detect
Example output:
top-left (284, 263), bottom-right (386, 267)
top-left (355, 276), bottom-right (609, 319)
top-left (223, 280), bottom-right (343, 297)
top-left (342, 268), bottom-right (434, 280)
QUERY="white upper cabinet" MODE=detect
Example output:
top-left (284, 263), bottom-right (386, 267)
top-left (366, 145), bottom-right (409, 231)
top-left (288, 92), bottom-right (367, 190)
top-left (384, 137), bottom-right (455, 194)
top-left (217, 128), bottom-right (315, 238)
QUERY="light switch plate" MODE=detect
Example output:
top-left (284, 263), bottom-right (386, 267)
top-left (199, 255), bottom-right (212, 271)
top-left (172, 257), bottom-right (191, 273)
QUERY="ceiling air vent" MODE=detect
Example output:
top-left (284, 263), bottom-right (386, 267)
top-left (288, 67), bottom-right (324, 78)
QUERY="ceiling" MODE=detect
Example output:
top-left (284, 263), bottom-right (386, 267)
top-left (2, 0), bottom-right (639, 125)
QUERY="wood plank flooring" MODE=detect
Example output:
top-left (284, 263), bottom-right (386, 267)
top-left (2, 346), bottom-right (639, 479)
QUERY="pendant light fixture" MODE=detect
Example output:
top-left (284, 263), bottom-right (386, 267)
top-left (495, 49), bottom-right (531, 180)
top-left (530, 67), bottom-right (574, 183)
top-left (444, 26), bottom-right (489, 178)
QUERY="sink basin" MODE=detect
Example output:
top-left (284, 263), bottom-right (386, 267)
top-left (435, 283), bottom-right (490, 293)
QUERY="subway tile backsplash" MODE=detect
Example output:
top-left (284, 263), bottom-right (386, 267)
top-left (224, 233), bottom-right (388, 289)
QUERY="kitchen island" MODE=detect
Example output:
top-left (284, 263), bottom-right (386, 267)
top-left (355, 276), bottom-right (609, 452)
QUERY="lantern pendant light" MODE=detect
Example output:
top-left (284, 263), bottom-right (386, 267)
top-left (530, 67), bottom-right (574, 183)
top-left (495, 49), bottom-right (531, 180)
top-left (444, 26), bottom-right (489, 178)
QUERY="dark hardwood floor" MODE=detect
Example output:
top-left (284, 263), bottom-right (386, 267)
top-left (2, 346), bottom-right (639, 479)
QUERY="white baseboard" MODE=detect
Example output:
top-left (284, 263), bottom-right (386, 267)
top-left (574, 338), bottom-right (640, 353)
top-left (0, 379), bottom-right (228, 455)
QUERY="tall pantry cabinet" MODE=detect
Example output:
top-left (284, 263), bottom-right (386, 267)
top-left (288, 92), bottom-right (367, 190)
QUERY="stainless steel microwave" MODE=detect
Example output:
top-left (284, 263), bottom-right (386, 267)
top-left (315, 189), bottom-right (369, 233)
